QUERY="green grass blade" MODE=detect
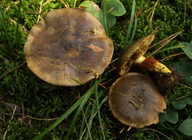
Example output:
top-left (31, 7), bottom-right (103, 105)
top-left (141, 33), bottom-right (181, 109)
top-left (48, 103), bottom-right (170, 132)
top-left (32, 86), bottom-right (95, 140)
top-left (99, 96), bottom-right (108, 107)
top-left (16, 0), bottom-right (22, 48)
top-left (79, 103), bottom-right (91, 138)
top-left (82, 95), bottom-right (108, 139)
top-left (85, 101), bottom-right (96, 140)
top-left (67, 75), bottom-right (85, 85)
top-left (64, 89), bottom-right (94, 139)
top-left (94, 79), bottom-right (105, 140)
top-left (128, 18), bottom-right (137, 45)
top-left (124, 0), bottom-right (136, 47)
top-left (103, 0), bottom-right (109, 36)
top-left (0, 6), bottom-right (12, 51)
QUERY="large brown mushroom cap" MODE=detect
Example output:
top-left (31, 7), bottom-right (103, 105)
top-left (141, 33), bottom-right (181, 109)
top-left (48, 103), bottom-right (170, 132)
top-left (118, 34), bottom-right (155, 76)
top-left (109, 72), bottom-right (166, 128)
top-left (24, 8), bottom-right (113, 86)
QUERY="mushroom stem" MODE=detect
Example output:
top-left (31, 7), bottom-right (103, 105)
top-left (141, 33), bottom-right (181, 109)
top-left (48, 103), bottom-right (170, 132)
top-left (135, 56), bottom-right (172, 73)
top-left (118, 34), bottom-right (156, 76)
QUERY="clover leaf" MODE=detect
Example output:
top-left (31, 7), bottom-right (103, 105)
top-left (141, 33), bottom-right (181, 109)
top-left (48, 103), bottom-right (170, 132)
top-left (178, 119), bottom-right (192, 136)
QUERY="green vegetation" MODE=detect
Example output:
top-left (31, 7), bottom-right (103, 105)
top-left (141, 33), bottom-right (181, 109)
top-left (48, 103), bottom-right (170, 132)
top-left (0, 0), bottom-right (192, 139)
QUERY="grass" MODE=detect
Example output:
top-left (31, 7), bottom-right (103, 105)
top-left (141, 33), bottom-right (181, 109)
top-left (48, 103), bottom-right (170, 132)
top-left (33, 80), bottom-right (99, 140)
top-left (0, 6), bottom-right (12, 53)
top-left (103, 0), bottom-right (109, 36)
top-left (124, 0), bottom-right (136, 47)
top-left (0, 0), bottom-right (192, 139)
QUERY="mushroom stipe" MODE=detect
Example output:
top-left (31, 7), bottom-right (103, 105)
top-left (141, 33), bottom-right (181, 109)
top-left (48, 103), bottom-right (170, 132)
top-left (118, 34), bottom-right (182, 94)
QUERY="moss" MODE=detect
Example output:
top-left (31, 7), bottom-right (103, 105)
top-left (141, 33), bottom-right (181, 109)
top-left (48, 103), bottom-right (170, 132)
top-left (0, 0), bottom-right (191, 139)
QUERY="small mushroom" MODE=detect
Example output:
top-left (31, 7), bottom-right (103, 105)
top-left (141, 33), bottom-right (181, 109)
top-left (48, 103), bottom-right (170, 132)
top-left (108, 72), bottom-right (166, 128)
top-left (118, 34), bottom-right (182, 93)
top-left (118, 34), bottom-right (171, 76)
top-left (24, 8), bottom-right (113, 86)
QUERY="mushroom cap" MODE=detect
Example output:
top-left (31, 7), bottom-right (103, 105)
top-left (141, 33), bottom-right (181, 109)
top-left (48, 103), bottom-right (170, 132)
top-left (108, 72), bottom-right (166, 128)
top-left (24, 8), bottom-right (113, 86)
top-left (118, 34), bottom-right (155, 76)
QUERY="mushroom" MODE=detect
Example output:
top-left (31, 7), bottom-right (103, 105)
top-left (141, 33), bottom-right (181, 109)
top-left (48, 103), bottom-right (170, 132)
top-left (24, 8), bottom-right (113, 86)
top-left (118, 34), bottom-right (171, 76)
top-left (118, 34), bottom-right (182, 93)
top-left (108, 72), bottom-right (166, 128)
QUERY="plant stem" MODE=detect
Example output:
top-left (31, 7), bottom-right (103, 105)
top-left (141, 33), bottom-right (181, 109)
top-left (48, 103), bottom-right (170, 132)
top-left (64, 91), bottom-right (94, 140)
top-left (128, 17), bottom-right (137, 45)
top-left (0, 6), bottom-right (12, 52)
top-left (159, 122), bottom-right (181, 140)
top-left (84, 102), bottom-right (96, 140)
top-left (32, 85), bottom-right (95, 140)
top-left (124, 0), bottom-right (136, 47)
top-left (103, 0), bottom-right (109, 36)
top-left (95, 79), bottom-right (105, 140)
top-left (16, 0), bottom-right (22, 48)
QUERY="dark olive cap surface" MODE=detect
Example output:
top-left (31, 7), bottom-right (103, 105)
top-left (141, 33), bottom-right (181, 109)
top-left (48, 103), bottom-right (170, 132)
top-left (109, 72), bottom-right (166, 128)
top-left (24, 8), bottom-right (113, 86)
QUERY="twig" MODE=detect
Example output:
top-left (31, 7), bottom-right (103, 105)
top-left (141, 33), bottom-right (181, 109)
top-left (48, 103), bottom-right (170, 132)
top-left (126, 6), bottom-right (144, 26)
top-left (99, 84), bottom-right (107, 89)
top-left (119, 126), bottom-right (131, 133)
top-left (156, 133), bottom-right (160, 140)
top-left (144, 6), bottom-right (153, 13)
top-left (188, 0), bottom-right (192, 11)
top-left (151, 25), bottom-right (159, 34)
top-left (105, 67), bottom-right (117, 76)
top-left (79, 128), bottom-right (87, 140)
top-left (2, 112), bottom-right (58, 121)
top-left (74, 0), bottom-right (77, 8)
top-left (119, 126), bottom-right (126, 133)
top-left (3, 106), bottom-right (17, 140)
top-left (79, 109), bottom-right (92, 140)
top-left (179, 83), bottom-right (192, 90)
top-left (42, 0), bottom-right (53, 6)
top-left (149, 0), bottom-right (158, 27)
top-left (149, 30), bottom-right (184, 49)
top-left (36, 0), bottom-right (43, 23)
top-left (107, 7), bottom-right (114, 13)
top-left (21, 113), bottom-right (58, 121)
top-left (176, 95), bottom-right (189, 100)
top-left (0, 62), bottom-right (26, 79)
top-left (80, 109), bottom-right (98, 140)
top-left (127, 126), bottom-right (131, 131)
top-left (110, 58), bottom-right (119, 64)
top-left (59, 0), bottom-right (70, 8)
top-left (144, 1), bottom-right (158, 30)
top-left (143, 128), bottom-right (172, 140)
top-left (160, 52), bottom-right (185, 62)
top-left (26, 11), bottom-right (38, 14)
top-left (99, 79), bottom-right (112, 89)
top-left (148, 30), bottom-right (184, 56)
top-left (0, 54), bottom-right (9, 64)
top-left (22, 103), bottom-right (25, 119)
top-left (9, 18), bottom-right (28, 33)
top-left (135, 7), bottom-right (144, 22)
top-left (80, 96), bottom-right (108, 138)
top-left (184, 0), bottom-right (187, 21)
top-left (129, 100), bottom-right (140, 110)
